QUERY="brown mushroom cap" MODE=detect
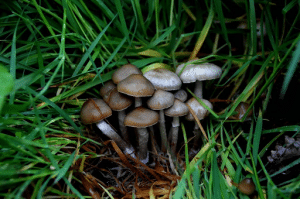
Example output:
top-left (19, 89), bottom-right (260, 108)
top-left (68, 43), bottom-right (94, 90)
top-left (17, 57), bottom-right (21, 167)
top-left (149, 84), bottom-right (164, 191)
top-left (165, 99), bottom-right (189, 117)
top-left (117, 74), bottom-right (155, 97)
top-left (233, 102), bottom-right (253, 120)
top-left (103, 88), bottom-right (133, 111)
top-left (112, 64), bottom-right (142, 84)
top-left (147, 90), bottom-right (174, 110)
top-left (80, 98), bottom-right (112, 124)
top-left (185, 98), bottom-right (213, 121)
top-left (143, 68), bottom-right (182, 91)
top-left (237, 178), bottom-right (256, 195)
top-left (100, 80), bottom-right (116, 97)
top-left (124, 107), bottom-right (159, 128)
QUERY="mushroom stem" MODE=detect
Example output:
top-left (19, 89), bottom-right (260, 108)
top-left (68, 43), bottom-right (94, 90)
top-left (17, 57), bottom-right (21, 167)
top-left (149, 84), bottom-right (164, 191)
top-left (159, 110), bottom-right (168, 153)
top-left (192, 123), bottom-right (201, 151)
top-left (149, 126), bottom-right (160, 153)
top-left (137, 128), bottom-right (149, 164)
top-left (96, 120), bottom-right (136, 158)
top-left (170, 116), bottom-right (180, 154)
top-left (194, 80), bottom-right (203, 99)
top-left (118, 111), bottom-right (130, 143)
top-left (135, 97), bottom-right (142, 107)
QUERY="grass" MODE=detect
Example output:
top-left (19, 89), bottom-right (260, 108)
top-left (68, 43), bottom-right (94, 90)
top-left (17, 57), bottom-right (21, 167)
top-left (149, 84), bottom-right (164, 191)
top-left (1, 0), bottom-right (300, 198)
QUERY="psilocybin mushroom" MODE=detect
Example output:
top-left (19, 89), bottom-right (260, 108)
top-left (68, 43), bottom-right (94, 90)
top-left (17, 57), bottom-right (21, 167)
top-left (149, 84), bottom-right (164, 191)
top-left (112, 64), bottom-right (142, 84)
top-left (103, 88), bottom-right (133, 143)
top-left (232, 178), bottom-right (256, 195)
top-left (124, 107), bottom-right (159, 164)
top-left (147, 90), bottom-right (175, 153)
top-left (99, 80), bottom-right (116, 98)
top-left (165, 99), bottom-right (189, 154)
top-left (174, 89), bottom-right (188, 102)
top-left (176, 61), bottom-right (222, 99)
top-left (117, 74), bottom-right (155, 107)
top-left (81, 98), bottom-right (135, 157)
top-left (229, 102), bottom-right (253, 120)
top-left (185, 97), bottom-right (213, 155)
top-left (143, 68), bottom-right (182, 91)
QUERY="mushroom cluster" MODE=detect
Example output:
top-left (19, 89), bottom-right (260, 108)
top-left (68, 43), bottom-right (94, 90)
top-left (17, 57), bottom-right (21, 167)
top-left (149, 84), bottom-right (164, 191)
top-left (80, 61), bottom-right (222, 164)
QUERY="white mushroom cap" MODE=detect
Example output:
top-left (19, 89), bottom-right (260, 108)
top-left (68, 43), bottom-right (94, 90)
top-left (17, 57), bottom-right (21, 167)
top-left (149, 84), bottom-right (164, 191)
top-left (165, 99), bottom-right (189, 117)
top-left (144, 68), bottom-right (182, 91)
top-left (185, 98), bottom-right (213, 121)
top-left (174, 89), bottom-right (188, 102)
top-left (176, 62), bottom-right (222, 83)
top-left (237, 21), bottom-right (266, 38)
top-left (147, 90), bottom-right (175, 110)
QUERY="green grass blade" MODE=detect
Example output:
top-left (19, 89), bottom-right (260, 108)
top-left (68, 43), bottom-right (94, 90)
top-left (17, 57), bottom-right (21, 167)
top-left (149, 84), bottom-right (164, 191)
top-left (72, 14), bottom-right (117, 76)
top-left (24, 87), bottom-right (82, 134)
top-left (252, 109), bottom-right (262, 166)
top-left (280, 41), bottom-right (300, 98)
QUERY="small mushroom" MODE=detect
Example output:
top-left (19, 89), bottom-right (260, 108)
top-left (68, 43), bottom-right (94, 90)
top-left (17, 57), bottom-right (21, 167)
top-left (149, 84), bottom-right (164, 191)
top-left (143, 68), bottom-right (182, 91)
top-left (112, 64), bottom-right (142, 84)
top-left (99, 80), bottom-right (116, 98)
top-left (124, 107), bottom-right (159, 164)
top-left (232, 178), bottom-right (256, 195)
top-left (174, 89), bottom-right (188, 102)
top-left (103, 88), bottom-right (133, 143)
top-left (147, 90), bottom-right (175, 152)
top-left (185, 98), bottom-right (213, 155)
top-left (80, 99), bottom-right (135, 157)
top-left (118, 74), bottom-right (155, 107)
top-left (185, 98), bottom-right (212, 121)
top-left (229, 102), bottom-right (253, 120)
top-left (165, 99), bottom-right (189, 154)
top-left (176, 61), bottom-right (222, 99)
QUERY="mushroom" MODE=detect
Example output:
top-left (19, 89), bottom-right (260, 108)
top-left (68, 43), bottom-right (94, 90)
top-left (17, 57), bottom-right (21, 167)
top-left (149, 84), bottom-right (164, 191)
top-left (229, 102), bottom-right (253, 120)
top-left (232, 178), bottom-right (256, 195)
top-left (147, 90), bottom-right (175, 153)
top-left (117, 74), bottom-right (155, 107)
top-left (176, 61), bottom-right (222, 99)
top-left (99, 80), bottom-right (116, 98)
top-left (185, 97), bottom-right (213, 155)
top-left (174, 89), bottom-right (188, 102)
top-left (165, 99), bottom-right (189, 154)
top-left (237, 20), bottom-right (266, 51)
top-left (103, 88), bottom-right (133, 143)
top-left (80, 98), bottom-right (135, 157)
top-left (124, 107), bottom-right (159, 164)
top-left (143, 68), bottom-right (182, 91)
top-left (112, 64), bottom-right (142, 84)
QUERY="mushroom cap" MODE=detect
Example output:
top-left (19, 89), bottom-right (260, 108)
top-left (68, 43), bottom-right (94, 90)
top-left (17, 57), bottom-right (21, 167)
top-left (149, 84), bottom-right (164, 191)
top-left (185, 98), bottom-right (213, 121)
top-left (117, 74), bottom-right (155, 97)
top-left (147, 90), bottom-right (175, 110)
top-left (103, 88), bottom-right (133, 111)
top-left (143, 68), bottom-right (182, 91)
top-left (174, 89), bottom-right (188, 102)
top-left (112, 64), bottom-right (142, 84)
top-left (165, 99), bottom-right (189, 117)
top-left (237, 178), bottom-right (256, 195)
top-left (233, 102), bottom-right (253, 120)
top-left (124, 107), bottom-right (159, 128)
top-left (99, 80), bottom-right (116, 97)
top-left (176, 62), bottom-right (222, 83)
top-left (80, 98), bottom-right (112, 124)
